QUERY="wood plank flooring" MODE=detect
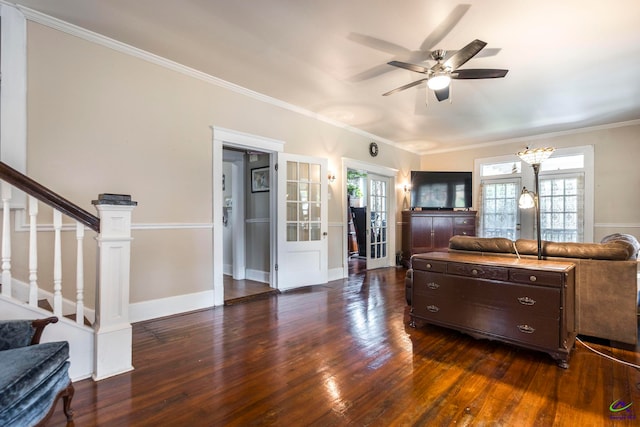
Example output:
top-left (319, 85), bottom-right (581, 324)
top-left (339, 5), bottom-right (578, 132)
top-left (223, 275), bottom-right (278, 304)
top-left (49, 267), bottom-right (640, 426)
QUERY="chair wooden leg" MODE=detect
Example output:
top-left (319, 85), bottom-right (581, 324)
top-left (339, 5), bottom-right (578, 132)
top-left (62, 383), bottom-right (75, 421)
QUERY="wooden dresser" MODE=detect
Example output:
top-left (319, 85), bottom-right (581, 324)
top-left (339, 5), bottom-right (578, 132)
top-left (401, 210), bottom-right (476, 267)
top-left (409, 252), bottom-right (576, 368)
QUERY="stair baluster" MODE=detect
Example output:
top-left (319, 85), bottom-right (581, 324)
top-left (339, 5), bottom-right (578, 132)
top-left (53, 210), bottom-right (63, 317)
top-left (75, 222), bottom-right (85, 325)
top-left (1, 182), bottom-right (11, 297)
top-left (28, 196), bottom-right (39, 306)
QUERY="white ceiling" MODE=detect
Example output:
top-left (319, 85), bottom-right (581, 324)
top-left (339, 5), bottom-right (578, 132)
top-left (9, 0), bottom-right (640, 154)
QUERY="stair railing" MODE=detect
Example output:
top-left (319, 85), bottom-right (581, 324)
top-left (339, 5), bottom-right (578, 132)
top-left (0, 161), bottom-right (137, 379)
top-left (0, 161), bottom-right (99, 323)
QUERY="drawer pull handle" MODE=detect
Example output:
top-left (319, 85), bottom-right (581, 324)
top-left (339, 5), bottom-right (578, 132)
top-left (463, 220), bottom-right (467, 224)
top-left (517, 324), bottom-right (536, 334)
top-left (427, 305), bottom-right (439, 313)
top-left (518, 296), bottom-right (536, 306)
top-left (529, 275), bottom-right (537, 282)
top-left (427, 282), bottom-right (440, 290)
top-left (471, 269), bottom-right (479, 276)
top-left (462, 231), bottom-right (468, 235)
top-left (426, 263), bottom-right (432, 269)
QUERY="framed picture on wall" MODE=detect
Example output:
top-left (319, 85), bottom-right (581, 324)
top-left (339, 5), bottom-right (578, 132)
top-left (251, 167), bottom-right (270, 192)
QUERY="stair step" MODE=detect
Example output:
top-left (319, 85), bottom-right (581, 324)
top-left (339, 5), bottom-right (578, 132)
top-left (38, 298), bottom-right (92, 326)
top-left (64, 313), bottom-right (92, 327)
top-left (38, 298), bottom-right (53, 311)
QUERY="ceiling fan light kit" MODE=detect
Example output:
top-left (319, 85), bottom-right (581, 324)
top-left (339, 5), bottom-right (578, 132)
top-left (427, 73), bottom-right (451, 90)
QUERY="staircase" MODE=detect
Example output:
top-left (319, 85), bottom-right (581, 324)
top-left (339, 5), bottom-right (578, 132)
top-left (0, 161), bottom-right (136, 381)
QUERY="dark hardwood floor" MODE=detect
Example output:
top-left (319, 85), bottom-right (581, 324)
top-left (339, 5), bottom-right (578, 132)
top-left (223, 275), bottom-right (277, 304)
top-left (50, 267), bottom-right (640, 426)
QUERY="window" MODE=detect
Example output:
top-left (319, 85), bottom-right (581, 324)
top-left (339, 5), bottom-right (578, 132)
top-left (479, 178), bottom-right (520, 239)
top-left (539, 173), bottom-right (584, 242)
top-left (476, 146), bottom-right (593, 242)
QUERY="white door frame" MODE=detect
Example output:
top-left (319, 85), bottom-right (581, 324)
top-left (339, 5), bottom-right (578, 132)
top-left (212, 127), bottom-right (284, 306)
top-left (342, 158), bottom-right (398, 277)
top-left (222, 149), bottom-right (246, 279)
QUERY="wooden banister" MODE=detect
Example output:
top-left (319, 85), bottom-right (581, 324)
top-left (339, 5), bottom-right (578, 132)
top-left (0, 162), bottom-right (99, 232)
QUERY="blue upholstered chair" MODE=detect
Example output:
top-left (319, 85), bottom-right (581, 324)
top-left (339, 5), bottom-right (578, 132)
top-left (0, 317), bottom-right (74, 427)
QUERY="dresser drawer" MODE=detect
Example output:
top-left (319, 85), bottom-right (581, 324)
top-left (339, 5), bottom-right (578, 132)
top-left (482, 282), bottom-right (561, 318)
top-left (509, 268), bottom-right (564, 287)
top-left (496, 315), bottom-right (559, 349)
top-left (413, 271), bottom-right (451, 296)
top-left (454, 217), bottom-right (476, 227)
top-left (412, 258), bottom-right (447, 273)
top-left (453, 226), bottom-right (475, 236)
top-left (447, 262), bottom-right (509, 281)
top-left (412, 292), bottom-right (464, 325)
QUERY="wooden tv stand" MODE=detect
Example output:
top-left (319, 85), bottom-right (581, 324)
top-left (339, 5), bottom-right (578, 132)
top-left (401, 210), bottom-right (476, 267)
top-left (409, 252), bottom-right (576, 368)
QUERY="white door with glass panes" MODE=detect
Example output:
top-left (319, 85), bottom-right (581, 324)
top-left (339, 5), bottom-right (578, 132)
top-left (277, 153), bottom-right (328, 290)
top-left (367, 174), bottom-right (390, 269)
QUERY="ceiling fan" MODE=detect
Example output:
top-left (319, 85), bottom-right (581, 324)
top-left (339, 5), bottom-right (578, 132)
top-left (347, 4), bottom-right (501, 82)
top-left (382, 39), bottom-right (508, 102)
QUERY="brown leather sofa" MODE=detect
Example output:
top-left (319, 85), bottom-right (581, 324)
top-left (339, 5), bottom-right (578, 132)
top-left (439, 235), bottom-right (640, 344)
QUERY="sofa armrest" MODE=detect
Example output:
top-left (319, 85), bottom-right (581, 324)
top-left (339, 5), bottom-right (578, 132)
top-left (0, 317), bottom-right (58, 350)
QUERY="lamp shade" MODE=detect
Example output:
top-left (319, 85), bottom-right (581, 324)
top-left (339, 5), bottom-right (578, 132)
top-left (427, 73), bottom-right (451, 90)
top-left (518, 188), bottom-right (535, 209)
top-left (517, 147), bottom-right (555, 165)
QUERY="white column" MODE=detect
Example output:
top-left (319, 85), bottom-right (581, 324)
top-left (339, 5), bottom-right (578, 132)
top-left (92, 194), bottom-right (137, 381)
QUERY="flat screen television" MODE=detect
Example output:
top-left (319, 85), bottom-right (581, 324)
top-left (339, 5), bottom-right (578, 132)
top-left (410, 171), bottom-right (472, 210)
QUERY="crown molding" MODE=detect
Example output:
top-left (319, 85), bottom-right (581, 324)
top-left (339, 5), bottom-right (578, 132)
top-left (9, 2), bottom-right (407, 153)
top-left (420, 119), bottom-right (640, 156)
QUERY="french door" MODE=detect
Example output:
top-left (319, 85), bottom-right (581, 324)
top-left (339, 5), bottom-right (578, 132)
top-left (276, 153), bottom-right (328, 290)
top-left (366, 174), bottom-right (390, 269)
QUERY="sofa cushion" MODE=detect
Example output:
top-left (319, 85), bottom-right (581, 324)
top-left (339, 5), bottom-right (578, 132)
top-left (600, 233), bottom-right (640, 260)
top-left (0, 341), bottom-right (70, 414)
top-left (0, 320), bottom-right (35, 351)
top-left (0, 361), bottom-right (70, 427)
top-left (449, 235), bottom-right (516, 254)
top-left (515, 239), bottom-right (634, 260)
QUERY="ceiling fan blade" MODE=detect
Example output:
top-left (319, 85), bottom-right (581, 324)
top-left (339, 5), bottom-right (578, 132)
top-left (419, 4), bottom-right (471, 51)
top-left (382, 78), bottom-right (428, 96)
top-left (388, 60), bottom-right (430, 74)
top-left (444, 39), bottom-right (487, 70)
top-left (348, 63), bottom-right (399, 82)
top-left (434, 86), bottom-right (450, 102)
top-left (452, 69), bottom-right (509, 79)
top-left (347, 33), bottom-right (411, 56)
top-left (445, 47), bottom-right (502, 60)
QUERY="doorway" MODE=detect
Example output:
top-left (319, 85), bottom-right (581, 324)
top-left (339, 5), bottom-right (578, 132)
top-left (222, 147), bottom-right (275, 303)
top-left (213, 127), bottom-right (329, 305)
top-left (344, 159), bottom-right (397, 275)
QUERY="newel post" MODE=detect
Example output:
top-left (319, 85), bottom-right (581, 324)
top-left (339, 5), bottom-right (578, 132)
top-left (92, 194), bottom-right (137, 381)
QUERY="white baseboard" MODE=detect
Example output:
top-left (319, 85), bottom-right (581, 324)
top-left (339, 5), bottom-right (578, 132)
top-left (328, 267), bottom-right (345, 281)
top-left (129, 290), bottom-right (215, 323)
top-left (246, 268), bottom-right (270, 284)
top-left (223, 263), bottom-right (232, 276)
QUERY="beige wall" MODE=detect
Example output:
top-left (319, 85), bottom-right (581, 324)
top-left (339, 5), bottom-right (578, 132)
top-left (420, 123), bottom-right (640, 242)
top-left (24, 21), bottom-right (419, 305)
